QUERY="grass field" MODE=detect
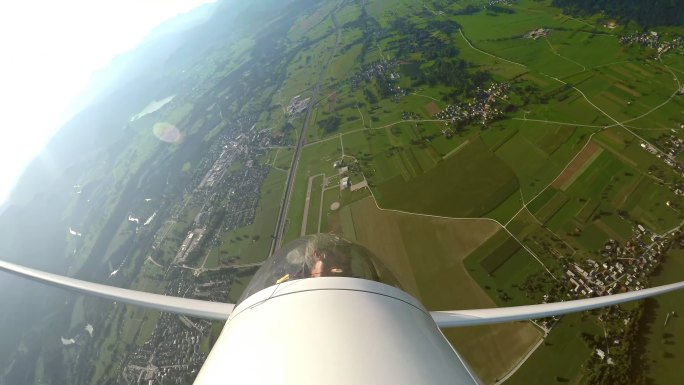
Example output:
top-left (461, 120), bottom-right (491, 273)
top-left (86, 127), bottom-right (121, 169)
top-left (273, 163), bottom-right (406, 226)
top-left (284, 136), bottom-right (344, 243)
top-left (374, 137), bottom-right (519, 218)
top-left (345, 197), bottom-right (541, 384)
top-left (464, 228), bottom-right (549, 307)
top-left (489, 122), bottom-right (599, 199)
top-left (642, 248), bottom-right (684, 384)
top-left (304, 174), bottom-right (325, 234)
top-left (506, 313), bottom-right (602, 385)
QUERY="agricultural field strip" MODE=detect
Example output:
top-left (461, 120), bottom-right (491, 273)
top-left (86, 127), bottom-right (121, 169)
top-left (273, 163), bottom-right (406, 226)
top-left (570, 81), bottom-right (674, 158)
top-left (299, 25), bottom-right (683, 293)
top-left (512, 117), bottom-right (604, 128)
top-left (613, 62), bottom-right (681, 125)
top-left (365, 184), bottom-right (559, 280)
top-left (497, 336), bottom-right (547, 384)
top-left (300, 85), bottom-right (677, 286)
top-left (521, 202), bottom-right (577, 258)
top-left (460, 25), bottom-right (681, 134)
top-left (305, 123), bottom-right (643, 281)
top-left (503, 61), bottom-right (682, 269)
top-left (458, 28), bottom-right (527, 69)
top-left (303, 119), bottom-right (449, 147)
top-left (307, 31), bottom-right (680, 152)
top-left (535, 70), bottom-right (675, 161)
top-left (543, 37), bottom-right (586, 72)
top-left (505, 132), bottom-right (598, 227)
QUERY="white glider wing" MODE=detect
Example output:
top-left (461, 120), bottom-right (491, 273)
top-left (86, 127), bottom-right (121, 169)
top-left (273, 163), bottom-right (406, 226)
top-left (0, 259), bottom-right (233, 320)
top-left (3, 257), bottom-right (683, 327)
top-left (431, 280), bottom-right (684, 328)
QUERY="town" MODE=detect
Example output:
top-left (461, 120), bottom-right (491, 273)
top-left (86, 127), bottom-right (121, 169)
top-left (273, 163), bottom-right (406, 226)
top-left (104, 111), bottom-right (286, 384)
top-left (620, 31), bottom-right (684, 57)
top-left (562, 223), bottom-right (680, 300)
top-left (120, 269), bottom-right (242, 385)
top-left (434, 82), bottom-right (510, 126)
top-left (640, 129), bottom-right (684, 196)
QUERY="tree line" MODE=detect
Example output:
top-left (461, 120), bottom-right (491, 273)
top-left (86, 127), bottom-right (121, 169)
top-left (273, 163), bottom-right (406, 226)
top-left (552, 0), bottom-right (684, 27)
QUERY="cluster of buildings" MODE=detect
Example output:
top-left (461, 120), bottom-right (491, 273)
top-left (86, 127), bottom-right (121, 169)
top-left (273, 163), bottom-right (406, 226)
top-left (286, 94), bottom-right (310, 116)
top-left (641, 132), bottom-right (684, 195)
top-left (382, 80), bottom-right (408, 102)
top-left (434, 82), bottom-right (510, 126)
top-left (349, 59), bottom-right (400, 90)
top-left (222, 163), bottom-right (270, 232)
top-left (197, 144), bottom-right (238, 190)
top-left (620, 31), bottom-right (684, 57)
top-left (333, 160), bottom-right (367, 191)
top-left (525, 28), bottom-right (549, 40)
top-left (149, 117), bottom-right (276, 266)
top-left (562, 224), bottom-right (678, 300)
top-left (174, 228), bottom-right (206, 264)
top-left (120, 271), bottom-right (235, 385)
top-left (655, 131), bottom-right (684, 159)
top-left (401, 111), bottom-right (420, 120)
top-left (181, 121), bottom-right (277, 238)
top-left (487, 0), bottom-right (514, 6)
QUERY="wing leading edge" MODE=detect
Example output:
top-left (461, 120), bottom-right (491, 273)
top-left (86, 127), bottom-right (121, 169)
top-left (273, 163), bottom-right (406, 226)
top-left (431, 280), bottom-right (684, 328)
top-left (2, 257), bottom-right (682, 327)
top-left (0, 259), bottom-right (233, 320)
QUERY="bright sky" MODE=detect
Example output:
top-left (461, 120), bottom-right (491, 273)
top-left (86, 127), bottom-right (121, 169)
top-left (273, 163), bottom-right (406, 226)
top-left (0, 0), bottom-right (215, 205)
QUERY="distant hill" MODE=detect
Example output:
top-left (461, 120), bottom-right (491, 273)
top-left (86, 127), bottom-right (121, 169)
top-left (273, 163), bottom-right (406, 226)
top-left (68, 1), bottom-right (221, 116)
top-left (552, 0), bottom-right (684, 27)
top-left (7, 0), bottom-right (247, 207)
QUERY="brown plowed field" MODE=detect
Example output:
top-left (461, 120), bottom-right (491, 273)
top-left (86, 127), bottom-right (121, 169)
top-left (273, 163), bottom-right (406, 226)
top-left (551, 141), bottom-right (601, 190)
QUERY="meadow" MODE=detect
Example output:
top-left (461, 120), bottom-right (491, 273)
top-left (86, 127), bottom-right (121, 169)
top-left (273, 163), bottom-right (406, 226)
top-left (343, 197), bottom-right (541, 384)
top-left (374, 138), bottom-right (519, 218)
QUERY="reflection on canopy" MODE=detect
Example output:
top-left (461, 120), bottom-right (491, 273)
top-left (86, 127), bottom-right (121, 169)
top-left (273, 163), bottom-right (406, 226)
top-left (237, 234), bottom-right (401, 303)
top-left (153, 122), bottom-right (182, 143)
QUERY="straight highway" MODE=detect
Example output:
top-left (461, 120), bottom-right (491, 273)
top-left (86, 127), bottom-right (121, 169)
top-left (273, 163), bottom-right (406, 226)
top-left (270, 6), bottom-right (341, 255)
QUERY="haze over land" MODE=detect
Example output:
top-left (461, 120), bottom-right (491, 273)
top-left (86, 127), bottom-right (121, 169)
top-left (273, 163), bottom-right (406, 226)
top-left (1, 0), bottom-right (684, 384)
top-left (0, 0), bottom-right (215, 205)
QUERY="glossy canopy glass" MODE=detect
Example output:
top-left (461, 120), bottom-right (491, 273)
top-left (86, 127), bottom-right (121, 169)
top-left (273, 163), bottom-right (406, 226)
top-left (238, 234), bottom-right (401, 304)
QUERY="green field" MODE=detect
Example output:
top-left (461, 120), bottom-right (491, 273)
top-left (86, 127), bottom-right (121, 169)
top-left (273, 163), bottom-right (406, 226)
top-left (490, 122), bottom-right (599, 200)
top-left (464, 229), bottom-right (547, 307)
top-left (506, 313), bottom-right (602, 385)
top-left (346, 197), bottom-right (541, 384)
top-left (642, 248), bottom-right (684, 385)
top-left (284, 138), bottom-right (343, 243)
top-left (375, 137), bottom-right (519, 218)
